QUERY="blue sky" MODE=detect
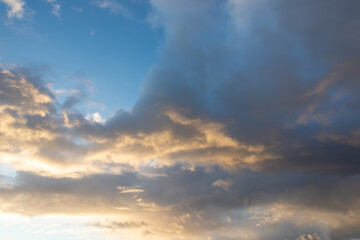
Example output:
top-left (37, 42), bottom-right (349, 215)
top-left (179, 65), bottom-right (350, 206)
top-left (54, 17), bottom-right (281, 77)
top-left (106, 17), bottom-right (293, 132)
top-left (0, 0), bottom-right (162, 115)
top-left (1, 1), bottom-right (360, 240)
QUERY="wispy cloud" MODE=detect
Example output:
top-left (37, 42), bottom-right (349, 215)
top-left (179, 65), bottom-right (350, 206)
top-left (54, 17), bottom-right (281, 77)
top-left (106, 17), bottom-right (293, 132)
top-left (45, 0), bottom-right (61, 18)
top-left (93, 220), bottom-right (147, 230)
top-left (92, 0), bottom-right (130, 17)
top-left (71, 7), bottom-right (83, 13)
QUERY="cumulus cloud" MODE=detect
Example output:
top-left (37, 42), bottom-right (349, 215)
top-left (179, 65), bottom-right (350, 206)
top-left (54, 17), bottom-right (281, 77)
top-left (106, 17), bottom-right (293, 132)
top-left (0, 65), bottom-right (278, 177)
top-left (86, 112), bottom-right (106, 124)
top-left (140, 0), bottom-right (360, 176)
top-left (1, 0), bottom-right (360, 239)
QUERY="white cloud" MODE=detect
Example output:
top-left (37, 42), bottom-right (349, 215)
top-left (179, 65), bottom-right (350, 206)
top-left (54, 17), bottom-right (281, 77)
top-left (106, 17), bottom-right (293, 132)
top-left (45, 0), bottom-right (61, 18)
top-left (92, 0), bottom-right (129, 16)
top-left (86, 112), bottom-right (106, 124)
top-left (0, 0), bottom-right (25, 18)
top-left (92, 0), bottom-right (120, 12)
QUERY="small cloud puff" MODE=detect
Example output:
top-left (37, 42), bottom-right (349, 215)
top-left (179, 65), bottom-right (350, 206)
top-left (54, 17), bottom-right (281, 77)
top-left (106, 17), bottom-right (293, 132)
top-left (0, 0), bottom-right (25, 18)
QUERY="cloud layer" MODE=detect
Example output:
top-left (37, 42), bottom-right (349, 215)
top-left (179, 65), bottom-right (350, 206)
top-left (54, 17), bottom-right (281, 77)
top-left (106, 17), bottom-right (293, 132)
top-left (1, 0), bottom-right (360, 239)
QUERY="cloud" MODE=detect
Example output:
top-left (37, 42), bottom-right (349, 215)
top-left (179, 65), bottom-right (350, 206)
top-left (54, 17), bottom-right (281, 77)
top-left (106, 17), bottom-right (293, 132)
top-left (92, 0), bottom-right (130, 17)
top-left (0, 66), bottom-right (276, 177)
top-left (1, 0), bottom-right (360, 239)
top-left (93, 220), bottom-right (147, 230)
top-left (71, 7), bottom-right (83, 13)
top-left (139, 0), bottom-right (360, 176)
top-left (0, 0), bottom-right (25, 18)
top-left (117, 186), bottom-right (144, 194)
top-left (0, 166), bottom-right (360, 239)
top-left (212, 178), bottom-right (232, 191)
top-left (297, 233), bottom-right (322, 240)
top-left (2, 0), bottom-right (358, 179)
top-left (45, 0), bottom-right (61, 18)
top-left (86, 112), bottom-right (106, 124)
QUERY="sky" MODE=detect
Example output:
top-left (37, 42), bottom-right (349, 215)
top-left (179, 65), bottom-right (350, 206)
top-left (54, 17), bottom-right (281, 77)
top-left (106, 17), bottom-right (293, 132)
top-left (0, 0), bottom-right (360, 240)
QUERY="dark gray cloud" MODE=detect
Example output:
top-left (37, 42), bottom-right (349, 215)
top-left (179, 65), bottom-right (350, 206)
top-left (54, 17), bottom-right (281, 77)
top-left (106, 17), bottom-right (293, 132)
top-left (125, 0), bottom-right (360, 175)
